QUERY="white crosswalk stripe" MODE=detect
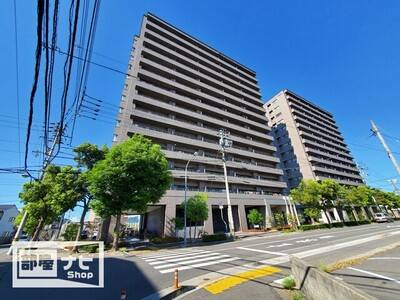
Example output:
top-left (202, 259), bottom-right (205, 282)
top-left (138, 249), bottom-right (239, 274)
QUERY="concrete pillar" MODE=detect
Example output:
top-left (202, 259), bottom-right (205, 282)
top-left (368, 206), bottom-right (375, 219)
top-left (264, 200), bottom-right (273, 228)
top-left (342, 210), bottom-right (350, 222)
top-left (320, 210), bottom-right (331, 224)
top-left (351, 206), bottom-right (359, 221)
top-left (333, 208), bottom-right (341, 222)
top-left (360, 207), bottom-right (369, 220)
top-left (237, 204), bottom-right (248, 232)
top-left (164, 204), bottom-right (176, 237)
top-left (203, 204), bottom-right (214, 235)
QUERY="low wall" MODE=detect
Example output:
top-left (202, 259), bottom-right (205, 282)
top-left (290, 256), bottom-right (376, 300)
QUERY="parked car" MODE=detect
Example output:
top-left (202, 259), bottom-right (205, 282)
top-left (374, 213), bottom-right (394, 223)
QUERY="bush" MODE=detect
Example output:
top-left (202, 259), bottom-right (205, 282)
top-left (80, 244), bottom-right (99, 253)
top-left (282, 276), bottom-right (296, 290)
top-left (344, 220), bottom-right (371, 226)
top-left (150, 236), bottom-right (183, 244)
top-left (202, 233), bottom-right (227, 242)
top-left (299, 224), bottom-right (330, 231)
top-left (291, 291), bottom-right (305, 300)
top-left (330, 222), bottom-right (344, 228)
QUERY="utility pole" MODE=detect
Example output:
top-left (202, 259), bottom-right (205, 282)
top-left (388, 179), bottom-right (400, 195)
top-left (8, 124), bottom-right (63, 255)
top-left (218, 129), bottom-right (235, 236)
top-left (371, 120), bottom-right (400, 176)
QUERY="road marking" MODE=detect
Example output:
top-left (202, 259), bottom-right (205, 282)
top-left (236, 247), bottom-right (287, 256)
top-left (348, 267), bottom-right (400, 284)
top-left (266, 243), bottom-right (292, 248)
top-left (318, 235), bottom-right (334, 239)
top-left (368, 257), bottom-right (400, 260)
top-left (159, 257), bottom-right (239, 274)
top-left (154, 254), bottom-right (230, 269)
top-left (138, 249), bottom-right (239, 274)
top-left (149, 252), bottom-right (218, 265)
top-left (143, 250), bottom-right (210, 262)
top-left (204, 265), bottom-right (281, 294)
top-left (296, 238), bottom-right (317, 243)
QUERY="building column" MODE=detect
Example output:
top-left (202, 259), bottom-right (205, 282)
top-left (264, 200), bottom-right (272, 228)
top-left (360, 207), bottom-right (369, 220)
top-left (237, 204), bottom-right (248, 232)
top-left (333, 208), bottom-right (341, 222)
top-left (164, 204), bottom-right (176, 237)
top-left (351, 206), bottom-right (359, 221)
top-left (203, 204), bottom-right (214, 235)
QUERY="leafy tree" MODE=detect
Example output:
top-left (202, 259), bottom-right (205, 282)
top-left (14, 209), bottom-right (38, 237)
top-left (303, 208), bottom-right (320, 224)
top-left (346, 185), bottom-right (373, 220)
top-left (88, 134), bottom-right (171, 250)
top-left (63, 223), bottom-right (79, 241)
top-left (291, 180), bottom-right (322, 224)
top-left (319, 179), bottom-right (342, 223)
top-left (185, 193), bottom-right (209, 240)
top-left (247, 209), bottom-right (264, 229)
top-left (19, 165), bottom-right (84, 241)
top-left (72, 143), bottom-right (107, 247)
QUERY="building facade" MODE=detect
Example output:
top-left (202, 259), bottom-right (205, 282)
top-left (0, 204), bottom-right (18, 244)
top-left (264, 89), bottom-right (363, 191)
top-left (113, 13), bottom-right (288, 236)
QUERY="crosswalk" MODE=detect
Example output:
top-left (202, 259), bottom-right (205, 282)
top-left (138, 249), bottom-right (239, 274)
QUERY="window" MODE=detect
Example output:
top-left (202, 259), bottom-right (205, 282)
top-left (8, 217), bottom-right (15, 222)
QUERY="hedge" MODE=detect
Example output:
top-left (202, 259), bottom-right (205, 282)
top-left (202, 233), bottom-right (227, 242)
top-left (299, 220), bottom-right (371, 231)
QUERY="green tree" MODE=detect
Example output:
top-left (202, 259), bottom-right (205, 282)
top-left (346, 185), bottom-right (373, 220)
top-left (72, 143), bottom-right (107, 247)
top-left (63, 223), bottom-right (79, 241)
top-left (185, 193), bottom-right (209, 240)
top-left (14, 209), bottom-right (38, 237)
top-left (247, 209), bottom-right (264, 229)
top-left (88, 135), bottom-right (171, 250)
top-left (19, 165), bottom-right (84, 241)
top-left (319, 179), bottom-right (342, 223)
top-left (303, 208), bottom-right (320, 224)
top-left (291, 180), bottom-right (322, 224)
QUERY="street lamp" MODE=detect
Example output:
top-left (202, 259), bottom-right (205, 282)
top-left (218, 129), bottom-right (235, 236)
top-left (184, 152), bottom-right (198, 246)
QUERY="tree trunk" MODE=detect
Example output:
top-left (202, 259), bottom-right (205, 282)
top-left (72, 203), bottom-right (89, 252)
top-left (194, 223), bottom-right (197, 241)
top-left (98, 216), bottom-right (111, 244)
top-left (112, 214), bottom-right (121, 251)
top-left (32, 217), bottom-right (45, 241)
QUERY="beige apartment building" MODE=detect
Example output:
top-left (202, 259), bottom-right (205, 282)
top-left (264, 90), bottom-right (364, 192)
top-left (113, 13), bottom-right (289, 236)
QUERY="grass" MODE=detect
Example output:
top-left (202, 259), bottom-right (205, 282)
top-left (291, 291), bottom-right (305, 300)
top-left (317, 262), bottom-right (329, 272)
top-left (282, 275), bottom-right (296, 290)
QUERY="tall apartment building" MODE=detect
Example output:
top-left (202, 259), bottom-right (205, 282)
top-left (113, 13), bottom-right (288, 236)
top-left (264, 90), bottom-right (363, 190)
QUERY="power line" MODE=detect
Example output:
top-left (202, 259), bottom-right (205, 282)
top-left (13, 0), bottom-right (22, 168)
top-left (24, 0), bottom-right (45, 177)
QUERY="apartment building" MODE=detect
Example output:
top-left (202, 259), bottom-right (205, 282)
top-left (264, 89), bottom-right (363, 191)
top-left (113, 13), bottom-right (288, 236)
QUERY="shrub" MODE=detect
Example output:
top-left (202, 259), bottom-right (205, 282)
top-left (344, 220), bottom-right (371, 226)
top-left (79, 244), bottom-right (99, 253)
top-left (202, 233), bottom-right (227, 242)
top-left (273, 213), bottom-right (285, 228)
top-left (299, 224), bottom-right (330, 231)
top-left (282, 276), bottom-right (296, 290)
top-left (291, 291), bottom-right (305, 300)
top-left (330, 222), bottom-right (344, 228)
top-left (247, 209), bottom-right (264, 228)
top-left (150, 236), bottom-right (183, 244)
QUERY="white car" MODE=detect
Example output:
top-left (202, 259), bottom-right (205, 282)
top-left (374, 213), bottom-right (393, 223)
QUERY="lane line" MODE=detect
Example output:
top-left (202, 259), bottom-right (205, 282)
top-left (348, 267), bottom-right (400, 284)
top-left (159, 257), bottom-right (239, 274)
top-left (154, 255), bottom-right (230, 269)
top-left (141, 249), bottom-right (205, 259)
top-left (236, 247), bottom-right (287, 256)
top-left (368, 257), bottom-right (400, 260)
top-left (204, 265), bottom-right (281, 294)
top-left (149, 252), bottom-right (221, 265)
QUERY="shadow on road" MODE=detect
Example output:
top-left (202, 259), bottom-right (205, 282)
top-left (0, 256), bottom-right (157, 300)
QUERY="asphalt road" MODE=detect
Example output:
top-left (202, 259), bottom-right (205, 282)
top-left (0, 222), bottom-right (399, 300)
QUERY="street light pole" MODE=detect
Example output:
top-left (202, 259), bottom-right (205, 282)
top-left (218, 129), bottom-right (235, 236)
top-left (184, 152), bottom-right (198, 246)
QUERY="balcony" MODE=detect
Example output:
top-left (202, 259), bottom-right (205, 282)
top-left (312, 166), bottom-right (363, 180)
top-left (315, 175), bottom-right (363, 186)
top-left (299, 130), bottom-right (349, 152)
top-left (308, 156), bottom-right (360, 173)
top-left (305, 147), bottom-right (356, 165)
top-left (302, 138), bottom-right (353, 159)
top-left (129, 125), bottom-right (281, 163)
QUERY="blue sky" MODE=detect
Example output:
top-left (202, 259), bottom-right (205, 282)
top-left (1, 0), bottom-right (400, 214)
